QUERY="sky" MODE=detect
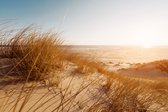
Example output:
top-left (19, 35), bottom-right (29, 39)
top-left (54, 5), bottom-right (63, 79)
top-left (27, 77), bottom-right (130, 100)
top-left (0, 0), bottom-right (168, 46)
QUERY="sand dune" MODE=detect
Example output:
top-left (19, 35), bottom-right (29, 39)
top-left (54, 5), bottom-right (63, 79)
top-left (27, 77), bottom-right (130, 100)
top-left (0, 28), bottom-right (168, 112)
top-left (118, 60), bottom-right (168, 77)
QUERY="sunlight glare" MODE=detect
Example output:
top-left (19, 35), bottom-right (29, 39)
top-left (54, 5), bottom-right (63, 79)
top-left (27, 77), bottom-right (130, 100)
top-left (143, 44), bottom-right (152, 48)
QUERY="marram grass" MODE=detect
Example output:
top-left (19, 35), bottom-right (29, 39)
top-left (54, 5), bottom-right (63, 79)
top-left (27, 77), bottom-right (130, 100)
top-left (0, 27), bottom-right (168, 112)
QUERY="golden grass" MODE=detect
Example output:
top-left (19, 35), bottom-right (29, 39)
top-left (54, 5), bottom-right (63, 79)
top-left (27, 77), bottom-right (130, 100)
top-left (0, 26), bottom-right (168, 112)
top-left (0, 27), bottom-right (67, 82)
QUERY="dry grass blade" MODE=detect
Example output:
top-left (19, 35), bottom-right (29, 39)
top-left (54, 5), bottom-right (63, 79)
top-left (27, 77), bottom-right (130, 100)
top-left (1, 27), bottom-right (65, 82)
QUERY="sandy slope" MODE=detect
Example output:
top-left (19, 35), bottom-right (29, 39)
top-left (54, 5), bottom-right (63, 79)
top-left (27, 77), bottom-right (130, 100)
top-left (0, 57), bottom-right (168, 111)
top-left (0, 64), bottom-right (107, 112)
top-left (118, 60), bottom-right (168, 77)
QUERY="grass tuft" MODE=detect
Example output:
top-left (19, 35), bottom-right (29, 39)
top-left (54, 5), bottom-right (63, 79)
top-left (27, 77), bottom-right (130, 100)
top-left (0, 27), bottom-right (66, 82)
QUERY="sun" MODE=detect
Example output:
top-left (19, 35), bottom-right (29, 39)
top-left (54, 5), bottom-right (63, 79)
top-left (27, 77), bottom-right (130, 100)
top-left (143, 44), bottom-right (152, 48)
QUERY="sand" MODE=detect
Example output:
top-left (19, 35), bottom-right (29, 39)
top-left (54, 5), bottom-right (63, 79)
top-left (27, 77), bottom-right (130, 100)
top-left (117, 60), bottom-right (168, 78)
top-left (0, 49), bottom-right (168, 111)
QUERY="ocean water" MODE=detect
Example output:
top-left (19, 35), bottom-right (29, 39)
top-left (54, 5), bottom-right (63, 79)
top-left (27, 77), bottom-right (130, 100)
top-left (72, 46), bottom-right (168, 63)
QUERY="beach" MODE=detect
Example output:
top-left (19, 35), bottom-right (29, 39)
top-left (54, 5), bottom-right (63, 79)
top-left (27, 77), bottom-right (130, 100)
top-left (0, 40), bottom-right (168, 112)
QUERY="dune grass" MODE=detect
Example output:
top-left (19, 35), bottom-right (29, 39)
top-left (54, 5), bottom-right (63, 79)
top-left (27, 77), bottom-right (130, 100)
top-left (0, 26), bottom-right (168, 112)
top-left (0, 27), bottom-right (67, 82)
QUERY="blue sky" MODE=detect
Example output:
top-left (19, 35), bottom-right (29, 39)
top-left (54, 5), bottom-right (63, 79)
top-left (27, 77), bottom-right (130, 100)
top-left (0, 0), bottom-right (168, 45)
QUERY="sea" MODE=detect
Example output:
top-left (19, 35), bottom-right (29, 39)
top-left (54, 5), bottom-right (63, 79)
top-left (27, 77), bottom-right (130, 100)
top-left (71, 46), bottom-right (168, 64)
